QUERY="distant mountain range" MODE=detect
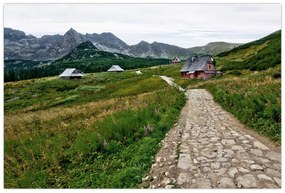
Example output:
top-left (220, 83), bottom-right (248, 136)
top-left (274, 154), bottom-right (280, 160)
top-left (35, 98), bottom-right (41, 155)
top-left (4, 28), bottom-right (192, 60)
top-left (188, 42), bottom-right (242, 56)
top-left (4, 27), bottom-right (241, 61)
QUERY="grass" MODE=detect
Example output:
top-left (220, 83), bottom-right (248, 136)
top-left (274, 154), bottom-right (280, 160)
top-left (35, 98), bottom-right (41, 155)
top-left (4, 68), bottom-right (186, 188)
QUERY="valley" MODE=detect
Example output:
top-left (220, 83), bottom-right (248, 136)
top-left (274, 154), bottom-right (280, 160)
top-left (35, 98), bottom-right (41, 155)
top-left (4, 29), bottom-right (281, 188)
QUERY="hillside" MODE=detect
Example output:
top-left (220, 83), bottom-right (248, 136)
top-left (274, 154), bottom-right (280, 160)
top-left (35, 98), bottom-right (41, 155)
top-left (4, 27), bottom-right (192, 60)
top-left (188, 42), bottom-right (242, 55)
top-left (215, 30), bottom-right (281, 72)
top-left (4, 41), bottom-right (170, 82)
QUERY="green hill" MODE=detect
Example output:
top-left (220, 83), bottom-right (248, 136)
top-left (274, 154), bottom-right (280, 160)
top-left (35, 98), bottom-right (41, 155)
top-left (188, 42), bottom-right (242, 55)
top-left (53, 41), bottom-right (170, 73)
top-left (216, 30), bottom-right (281, 71)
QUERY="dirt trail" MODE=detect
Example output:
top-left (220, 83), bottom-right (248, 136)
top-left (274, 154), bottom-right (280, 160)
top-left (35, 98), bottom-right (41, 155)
top-left (146, 89), bottom-right (281, 189)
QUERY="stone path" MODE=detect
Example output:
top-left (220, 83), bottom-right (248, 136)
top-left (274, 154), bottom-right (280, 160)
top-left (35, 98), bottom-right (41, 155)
top-left (159, 76), bottom-right (185, 92)
top-left (146, 89), bottom-right (281, 189)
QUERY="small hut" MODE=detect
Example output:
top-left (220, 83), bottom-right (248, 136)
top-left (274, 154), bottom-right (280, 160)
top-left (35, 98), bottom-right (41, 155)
top-left (59, 68), bottom-right (83, 79)
top-left (172, 57), bottom-right (181, 64)
top-left (107, 65), bottom-right (124, 72)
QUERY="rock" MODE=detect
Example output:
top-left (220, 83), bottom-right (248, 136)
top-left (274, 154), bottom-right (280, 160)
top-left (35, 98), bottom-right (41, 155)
top-left (202, 151), bottom-right (217, 159)
top-left (250, 149), bottom-right (263, 156)
top-left (214, 168), bottom-right (227, 176)
top-left (193, 159), bottom-right (198, 164)
top-left (217, 157), bottom-right (228, 162)
top-left (195, 178), bottom-right (212, 188)
top-left (210, 137), bottom-right (219, 142)
top-left (151, 163), bottom-right (157, 169)
top-left (202, 167), bottom-right (211, 173)
top-left (257, 174), bottom-right (274, 182)
top-left (165, 172), bottom-right (170, 177)
top-left (236, 174), bottom-right (257, 188)
top-left (142, 176), bottom-right (150, 182)
top-left (244, 135), bottom-right (254, 140)
top-left (211, 162), bottom-right (221, 169)
top-left (161, 178), bottom-right (171, 185)
top-left (266, 168), bottom-right (281, 177)
top-left (232, 159), bottom-right (239, 164)
top-left (273, 177), bottom-right (281, 187)
top-left (165, 185), bottom-right (174, 189)
top-left (242, 140), bottom-right (250, 144)
top-left (177, 154), bottom-right (191, 170)
top-left (237, 166), bottom-right (250, 173)
top-left (177, 173), bottom-right (188, 185)
top-left (218, 177), bottom-right (236, 188)
top-left (156, 157), bottom-right (162, 162)
top-left (231, 145), bottom-right (245, 152)
top-left (265, 151), bottom-right (281, 162)
top-left (221, 162), bottom-right (231, 168)
top-left (250, 164), bottom-right (264, 171)
top-left (223, 149), bottom-right (234, 155)
top-left (159, 163), bottom-right (163, 167)
top-left (253, 141), bottom-right (269, 150)
top-left (255, 157), bottom-right (270, 164)
top-left (221, 139), bottom-right (236, 146)
top-left (228, 167), bottom-right (238, 178)
top-left (197, 156), bottom-right (207, 161)
top-left (262, 182), bottom-right (279, 189)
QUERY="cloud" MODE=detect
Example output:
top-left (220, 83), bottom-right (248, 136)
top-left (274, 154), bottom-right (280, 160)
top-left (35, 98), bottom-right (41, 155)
top-left (4, 4), bottom-right (281, 47)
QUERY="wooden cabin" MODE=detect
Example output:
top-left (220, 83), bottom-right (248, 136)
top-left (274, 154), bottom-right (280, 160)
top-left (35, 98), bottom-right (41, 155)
top-left (180, 56), bottom-right (221, 79)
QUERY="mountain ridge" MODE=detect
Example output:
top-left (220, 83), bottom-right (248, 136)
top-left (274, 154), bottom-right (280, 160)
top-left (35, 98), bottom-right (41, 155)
top-left (4, 27), bottom-right (193, 60)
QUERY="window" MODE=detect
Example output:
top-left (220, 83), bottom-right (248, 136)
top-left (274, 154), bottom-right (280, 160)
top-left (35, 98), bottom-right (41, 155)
top-left (208, 64), bottom-right (212, 70)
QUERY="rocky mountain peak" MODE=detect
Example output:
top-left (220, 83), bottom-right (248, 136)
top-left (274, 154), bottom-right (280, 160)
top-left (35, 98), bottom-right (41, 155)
top-left (64, 27), bottom-right (79, 36)
top-left (4, 27), bottom-right (27, 41)
top-left (76, 41), bottom-right (98, 50)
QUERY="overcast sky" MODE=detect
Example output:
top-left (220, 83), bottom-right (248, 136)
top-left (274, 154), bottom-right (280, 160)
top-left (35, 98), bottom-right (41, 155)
top-left (4, 4), bottom-right (281, 48)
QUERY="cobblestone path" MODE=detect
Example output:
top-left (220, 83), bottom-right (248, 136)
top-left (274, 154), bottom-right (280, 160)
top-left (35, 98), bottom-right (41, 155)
top-left (147, 89), bottom-right (281, 189)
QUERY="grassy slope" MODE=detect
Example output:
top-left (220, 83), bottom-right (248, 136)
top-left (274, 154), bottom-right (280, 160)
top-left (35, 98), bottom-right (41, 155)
top-left (216, 30), bottom-right (281, 72)
top-left (4, 69), bottom-right (186, 188)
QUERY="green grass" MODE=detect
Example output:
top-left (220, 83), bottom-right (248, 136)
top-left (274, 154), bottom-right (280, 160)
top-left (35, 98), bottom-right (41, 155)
top-left (4, 68), bottom-right (186, 188)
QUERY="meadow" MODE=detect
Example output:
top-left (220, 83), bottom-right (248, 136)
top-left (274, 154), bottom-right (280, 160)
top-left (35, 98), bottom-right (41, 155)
top-left (4, 69), bottom-right (186, 188)
top-left (4, 58), bottom-right (281, 188)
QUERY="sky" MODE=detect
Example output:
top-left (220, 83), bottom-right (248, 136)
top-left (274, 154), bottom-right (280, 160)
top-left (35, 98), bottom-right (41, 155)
top-left (4, 4), bottom-right (281, 48)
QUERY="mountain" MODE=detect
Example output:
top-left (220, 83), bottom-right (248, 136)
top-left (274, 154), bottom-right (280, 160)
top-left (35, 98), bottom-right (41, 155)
top-left (188, 42), bottom-right (242, 55)
top-left (128, 41), bottom-right (192, 59)
top-left (4, 41), bottom-right (170, 82)
top-left (216, 30), bottom-right (281, 71)
top-left (86, 32), bottom-right (129, 52)
top-left (4, 27), bottom-right (192, 60)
